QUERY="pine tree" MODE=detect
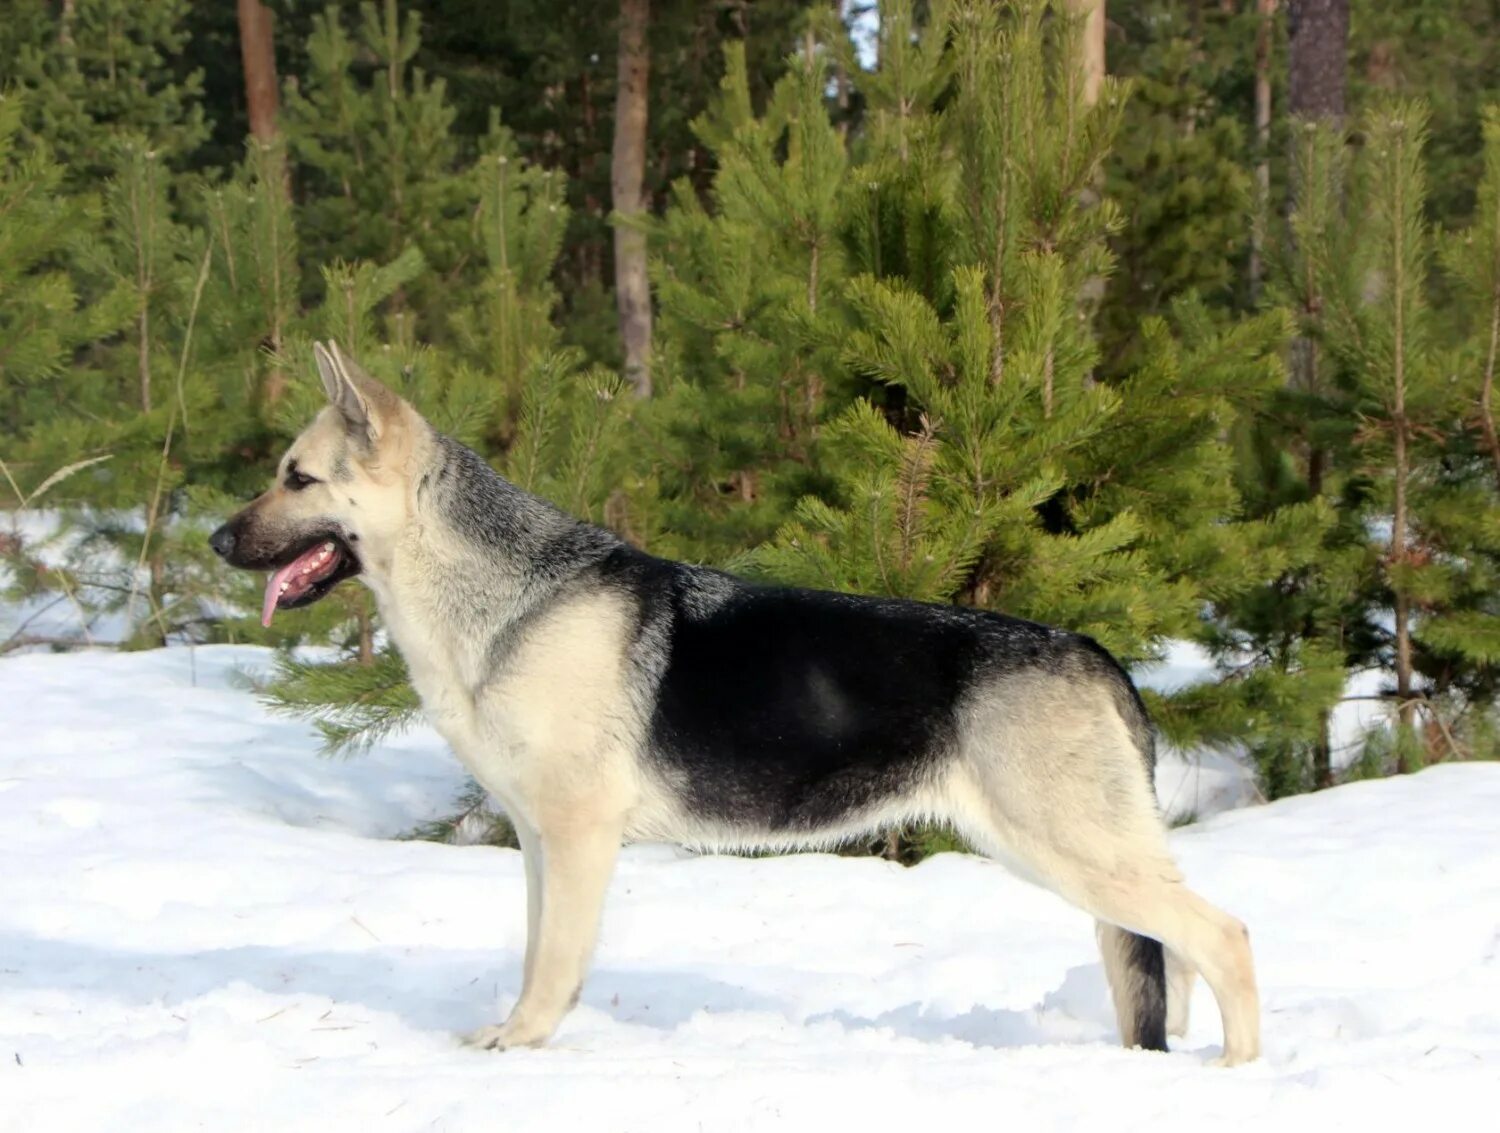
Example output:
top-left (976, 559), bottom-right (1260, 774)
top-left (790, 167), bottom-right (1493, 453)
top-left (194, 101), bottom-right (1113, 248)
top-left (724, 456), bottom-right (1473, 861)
top-left (5, 127), bottom-right (218, 650)
top-left (1415, 108), bottom-right (1500, 755)
top-left (195, 138), bottom-right (300, 409)
top-left (11, 0), bottom-right (209, 184)
top-left (448, 117), bottom-right (573, 449)
top-left (1330, 100), bottom-right (1500, 768)
top-left (9, 114), bottom-right (400, 652)
top-left (1224, 115), bottom-right (1379, 795)
top-left (1102, 1), bottom-right (1256, 374)
top-left (1443, 107), bottom-right (1500, 503)
top-left (0, 92), bottom-right (133, 651)
top-left (1333, 101), bottom-right (1435, 770)
top-left (640, 39), bottom-right (852, 563)
top-left (282, 0), bottom-right (471, 328)
top-left (1243, 98), bottom-right (1500, 784)
top-left (0, 93), bottom-right (133, 449)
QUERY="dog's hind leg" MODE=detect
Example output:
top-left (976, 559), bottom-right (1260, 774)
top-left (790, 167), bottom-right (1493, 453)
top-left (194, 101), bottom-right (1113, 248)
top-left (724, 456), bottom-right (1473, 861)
top-left (1082, 871), bottom-right (1259, 1065)
top-left (962, 792), bottom-right (1259, 1063)
top-left (468, 812), bottom-right (625, 1051)
top-left (951, 677), bottom-right (1260, 1064)
top-left (1165, 946), bottom-right (1196, 1038)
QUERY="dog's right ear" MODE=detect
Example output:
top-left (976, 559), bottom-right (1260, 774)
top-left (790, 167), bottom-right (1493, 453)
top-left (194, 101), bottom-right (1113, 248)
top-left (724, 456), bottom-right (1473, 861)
top-left (313, 341), bottom-right (378, 445)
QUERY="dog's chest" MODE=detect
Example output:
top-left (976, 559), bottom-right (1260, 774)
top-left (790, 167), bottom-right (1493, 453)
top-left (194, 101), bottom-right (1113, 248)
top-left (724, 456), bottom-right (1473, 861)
top-left (366, 571), bottom-right (489, 751)
top-left (385, 604), bottom-right (487, 754)
top-left (374, 575), bottom-right (642, 800)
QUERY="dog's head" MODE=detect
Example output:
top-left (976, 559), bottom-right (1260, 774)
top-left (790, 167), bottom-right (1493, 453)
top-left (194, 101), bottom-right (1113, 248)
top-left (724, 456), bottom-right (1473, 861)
top-left (210, 342), bottom-right (417, 626)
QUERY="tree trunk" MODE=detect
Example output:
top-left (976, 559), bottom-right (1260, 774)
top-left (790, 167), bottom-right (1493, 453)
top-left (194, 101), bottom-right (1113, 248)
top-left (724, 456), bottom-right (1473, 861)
top-left (1312, 708), bottom-right (1333, 789)
top-left (612, 0), bottom-right (653, 397)
top-left (150, 552), bottom-right (169, 648)
top-left (1249, 0), bottom-right (1277, 300)
top-left (239, 0), bottom-right (292, 407)
top-left (1286, 1), bottom-right (1347, 487)
top-left (1393, 415), bottom-right (1417, 770)
top-left (1389, 122), bottom-right (1417, 771)
top-left (1068, 0), bottom-right (1106, 107)
top-left (1066, 2), bottom-right (1105, 389)
top-left (1287, 0), bottom-right (1349, 124)
top-left (1481, 189), bottom-right (1500, 493)
top-left (832, 0), bottom-right (849, 138)
top-left (237, 0), bottom-right (280, 143)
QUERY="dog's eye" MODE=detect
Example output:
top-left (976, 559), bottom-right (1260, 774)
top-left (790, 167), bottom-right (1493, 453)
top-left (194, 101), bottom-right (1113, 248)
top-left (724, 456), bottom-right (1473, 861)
top-left (285, 467), bottom-right (318, 492)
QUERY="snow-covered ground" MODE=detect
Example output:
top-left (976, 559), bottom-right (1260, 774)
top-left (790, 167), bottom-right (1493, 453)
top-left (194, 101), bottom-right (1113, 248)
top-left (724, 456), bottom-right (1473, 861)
top-left (2, 646), bottom-right (1498, 1131)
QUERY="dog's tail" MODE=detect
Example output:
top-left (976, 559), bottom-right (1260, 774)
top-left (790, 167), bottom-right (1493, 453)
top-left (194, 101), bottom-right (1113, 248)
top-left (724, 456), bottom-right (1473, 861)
top-left (1098, 922), bottom-right (1168, 1050)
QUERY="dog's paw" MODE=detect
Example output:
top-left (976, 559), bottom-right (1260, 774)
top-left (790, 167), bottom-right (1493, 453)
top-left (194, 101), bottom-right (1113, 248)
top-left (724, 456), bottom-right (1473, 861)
top-left (1208, 1049), bottom-right (1258, 1069)
top-left (462, 1022), bottom-right (548, 1052)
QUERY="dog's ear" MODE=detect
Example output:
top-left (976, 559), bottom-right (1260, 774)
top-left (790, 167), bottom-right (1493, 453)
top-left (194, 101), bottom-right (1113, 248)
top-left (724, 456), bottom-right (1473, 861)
top-left (313, 341), bottom-right (388, 445)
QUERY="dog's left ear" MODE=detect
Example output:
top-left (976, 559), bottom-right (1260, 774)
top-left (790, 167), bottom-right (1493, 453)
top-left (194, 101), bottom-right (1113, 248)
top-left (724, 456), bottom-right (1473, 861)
top-left (313, 341), bottom-right (390, 445)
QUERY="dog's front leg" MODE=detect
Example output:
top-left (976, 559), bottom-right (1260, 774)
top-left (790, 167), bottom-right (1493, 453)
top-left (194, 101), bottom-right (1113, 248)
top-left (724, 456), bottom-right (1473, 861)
top-left (513, 817), bottom-right (544, 992)
top-left (467, 814), bottom-right (624, 1051)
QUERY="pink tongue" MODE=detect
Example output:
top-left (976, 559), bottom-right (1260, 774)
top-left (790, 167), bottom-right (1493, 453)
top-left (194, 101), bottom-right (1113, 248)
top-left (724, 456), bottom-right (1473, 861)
top-left (262, 551), bottom-right (318, 627)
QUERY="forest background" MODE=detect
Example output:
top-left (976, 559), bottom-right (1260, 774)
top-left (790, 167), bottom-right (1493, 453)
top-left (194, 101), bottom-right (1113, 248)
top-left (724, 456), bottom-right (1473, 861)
top-left (4, 0), bottom-right (1498, 855)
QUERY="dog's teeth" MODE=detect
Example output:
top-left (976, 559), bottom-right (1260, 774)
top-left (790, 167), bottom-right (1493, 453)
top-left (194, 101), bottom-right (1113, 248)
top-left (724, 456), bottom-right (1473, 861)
top-left (323, 542), bottom-right (334, 552)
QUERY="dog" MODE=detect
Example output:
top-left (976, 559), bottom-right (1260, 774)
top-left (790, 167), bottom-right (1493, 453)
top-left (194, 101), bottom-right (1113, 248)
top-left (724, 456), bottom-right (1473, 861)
top-left (209, 342), bottom-right (1261, 1064)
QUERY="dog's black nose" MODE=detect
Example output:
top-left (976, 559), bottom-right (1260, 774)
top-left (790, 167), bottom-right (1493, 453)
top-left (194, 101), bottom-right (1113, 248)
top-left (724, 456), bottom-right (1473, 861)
top-left (209, 524), bottom-right (236, 558)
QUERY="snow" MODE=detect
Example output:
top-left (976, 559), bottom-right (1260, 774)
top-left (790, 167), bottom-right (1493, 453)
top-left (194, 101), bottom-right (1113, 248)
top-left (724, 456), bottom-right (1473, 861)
top-left (3, 646), bottom-right (1498, 1130)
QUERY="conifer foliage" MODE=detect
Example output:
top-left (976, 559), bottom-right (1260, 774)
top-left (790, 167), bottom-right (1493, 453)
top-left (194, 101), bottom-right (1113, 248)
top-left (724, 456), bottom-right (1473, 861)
top-left (1312, 102), bottom-right (1500, 770)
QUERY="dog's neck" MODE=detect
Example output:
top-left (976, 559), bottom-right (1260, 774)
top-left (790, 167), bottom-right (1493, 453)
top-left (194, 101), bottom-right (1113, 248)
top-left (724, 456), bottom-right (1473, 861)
top-left (362, 427), bottom-right (621, 647)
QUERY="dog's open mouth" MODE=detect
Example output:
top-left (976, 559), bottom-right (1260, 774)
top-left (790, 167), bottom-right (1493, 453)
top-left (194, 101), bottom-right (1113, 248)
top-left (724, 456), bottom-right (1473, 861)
top-left (260, 536), bottom-right (361, 626)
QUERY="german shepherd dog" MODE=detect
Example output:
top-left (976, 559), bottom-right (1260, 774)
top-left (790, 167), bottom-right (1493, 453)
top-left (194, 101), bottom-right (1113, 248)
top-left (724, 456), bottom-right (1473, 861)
top-left (210, 343), bottom-right (1261, 1064)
